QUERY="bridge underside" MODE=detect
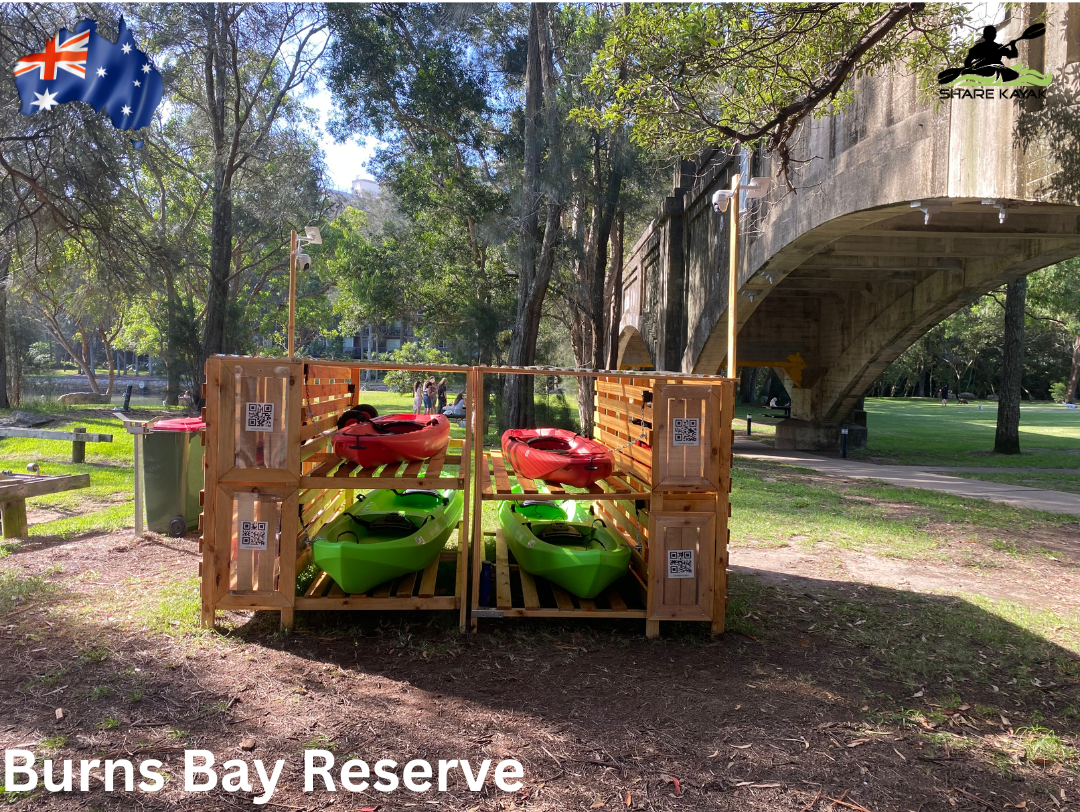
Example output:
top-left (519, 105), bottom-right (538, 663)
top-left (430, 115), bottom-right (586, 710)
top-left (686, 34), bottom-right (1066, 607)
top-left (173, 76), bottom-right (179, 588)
top-left (692, 200), bottom-right (1080, 450)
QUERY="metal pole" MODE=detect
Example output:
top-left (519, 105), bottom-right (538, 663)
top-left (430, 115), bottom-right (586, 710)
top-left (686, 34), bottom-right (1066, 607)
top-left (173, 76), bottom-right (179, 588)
top-left (746, 414), bottom-right (752, 435)
top-left (726, 172), bottom-right (740, 377)
top-left (287, 228), bottom-right (298, 357)
top-left (840, 427), bottom-right (849, 458)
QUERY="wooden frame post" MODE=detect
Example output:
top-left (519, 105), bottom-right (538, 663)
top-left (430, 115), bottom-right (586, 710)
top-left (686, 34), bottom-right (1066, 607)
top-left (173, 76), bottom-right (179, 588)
top-left (287, 229), bottom-right (298, 358)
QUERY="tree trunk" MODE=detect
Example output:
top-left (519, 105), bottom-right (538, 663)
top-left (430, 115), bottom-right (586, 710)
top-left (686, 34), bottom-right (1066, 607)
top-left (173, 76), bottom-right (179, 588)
top-left (198, 4), bottom-right (233, 389)
top-left (994, 277), bottom-right (1027, 455)
top-left (1067, 333), bottom-right (1080, 404)
top-left (604, 209), bottom-right (624, 370)
top-left (0, 247), bottom-right (10, 409)
top-left (503, 3), bottom-right (555, 429)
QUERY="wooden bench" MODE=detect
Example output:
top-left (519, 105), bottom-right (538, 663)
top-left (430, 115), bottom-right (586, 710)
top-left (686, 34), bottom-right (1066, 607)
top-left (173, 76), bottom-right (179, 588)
top-left (0, 473), bottom-right (91, 538)
top-left (0, 428), bottom-right (113, 463)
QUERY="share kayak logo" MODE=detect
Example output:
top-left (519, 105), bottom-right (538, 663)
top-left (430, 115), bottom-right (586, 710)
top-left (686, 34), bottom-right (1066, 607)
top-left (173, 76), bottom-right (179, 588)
top-left (12, 17), bottom-right (163, 148)
top-left (937, 23), bottom-right (1051, 100)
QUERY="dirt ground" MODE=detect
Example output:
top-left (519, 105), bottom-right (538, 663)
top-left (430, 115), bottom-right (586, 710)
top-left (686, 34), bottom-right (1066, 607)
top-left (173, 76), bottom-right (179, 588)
top-left (1, 524), bottom-right (1077, 812)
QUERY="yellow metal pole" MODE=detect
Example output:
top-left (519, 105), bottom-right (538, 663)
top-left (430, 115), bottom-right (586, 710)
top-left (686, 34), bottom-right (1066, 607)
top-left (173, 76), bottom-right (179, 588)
top-left (725, 173), bottom-right (740, 377)
top-left (287, 229), bottom-right (298, 357)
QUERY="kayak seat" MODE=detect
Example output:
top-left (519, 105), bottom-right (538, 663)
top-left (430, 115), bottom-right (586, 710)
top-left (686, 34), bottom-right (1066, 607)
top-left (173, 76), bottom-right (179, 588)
top-left (357, 512), bottom-right (421, 535)
top-left (395, 489), bottom-right (448, 507)
top-left (524, 436), bottom-right (572, 453)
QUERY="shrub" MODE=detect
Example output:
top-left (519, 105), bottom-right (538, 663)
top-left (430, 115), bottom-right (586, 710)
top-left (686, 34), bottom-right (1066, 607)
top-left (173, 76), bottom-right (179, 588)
top-left (382, 343), bottom-right (454, 395)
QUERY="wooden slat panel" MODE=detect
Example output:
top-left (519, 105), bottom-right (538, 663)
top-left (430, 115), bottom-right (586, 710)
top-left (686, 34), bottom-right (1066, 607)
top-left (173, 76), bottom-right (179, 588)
top-left (495, 531), bottom-right (512, 609)
top-left (379, 462), bottom-right (404, 478)
top-left (519, 569), bottom-right (541, 610)
top-left (302, 383), bottom-right (353, 398)
top-left (480, 456), bottom-right (493, 495)
top-left (328, 582), bottom-right (346, 598)
top-left (418, 557), bottom-right (440, 598)
top-left (305, 570), bottom-right (333, 598)
top-left (305, 394), bottom-right (355, 419)
top-left (371, 580), bottom-right (393, 598)
top-left (551, 585), bottom-right (575, 611)
top-left (305, 364), bottom-right (353, 379)
top-left (425, 449), bottom-right (447, 479)
top-left (605, 588), bottom-right (628, 612)
top-left (578, 598), bottom-right (596, 611)
top-left (396, 570), bottom-right (418, 597)
top-left (401, 460), bottom-right (423, 478)
top-left (255, 499), bottom-right (277, 592)
top-left (308, 457), bottom-right (342, 478)
top-left (334, 460), bottom-right (359, 478)
top-left (491, 453), bottom-right (512, 494)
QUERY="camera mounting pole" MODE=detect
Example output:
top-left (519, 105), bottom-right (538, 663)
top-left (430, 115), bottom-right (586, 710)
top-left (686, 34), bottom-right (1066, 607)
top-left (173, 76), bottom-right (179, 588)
top-left (287, 228), bottom-right (298, 357)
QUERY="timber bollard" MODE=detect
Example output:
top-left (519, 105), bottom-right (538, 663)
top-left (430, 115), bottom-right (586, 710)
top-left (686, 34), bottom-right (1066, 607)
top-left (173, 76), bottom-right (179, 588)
top-left (72, 427), bottom-right (86, 463)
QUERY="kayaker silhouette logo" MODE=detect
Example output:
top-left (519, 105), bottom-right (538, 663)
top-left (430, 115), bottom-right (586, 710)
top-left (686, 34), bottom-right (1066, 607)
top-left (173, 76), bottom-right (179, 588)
top-left (937, 23), bottom-right (1051, 94)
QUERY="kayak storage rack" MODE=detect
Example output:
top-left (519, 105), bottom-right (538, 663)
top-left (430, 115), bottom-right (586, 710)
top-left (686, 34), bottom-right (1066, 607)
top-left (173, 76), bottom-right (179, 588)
top-left (199, 356), bottom-right (474, 630)
top-left (469, 366), bottom-right (734, 637)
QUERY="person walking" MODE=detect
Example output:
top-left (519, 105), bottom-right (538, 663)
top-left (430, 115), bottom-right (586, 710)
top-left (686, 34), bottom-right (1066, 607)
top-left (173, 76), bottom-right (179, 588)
top-left (413, 380), bottom-right (423, 414)
top-left (424, 377), bottom-right (436, 415)
top-left (437, 378), bottom-right (448, 414)
top-left (940, 384), bottom-right (950, 406)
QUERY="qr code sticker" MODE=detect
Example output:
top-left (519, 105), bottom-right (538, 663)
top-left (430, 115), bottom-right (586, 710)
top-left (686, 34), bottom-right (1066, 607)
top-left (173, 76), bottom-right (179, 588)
top-left (239, 520), bottom-right (268, 551)
top-left (672, 417), bottom-right (700, 446)
top-left (245, 402), bottom-right (275, 432)
top-left (667, 549), bottom-right (694, 578)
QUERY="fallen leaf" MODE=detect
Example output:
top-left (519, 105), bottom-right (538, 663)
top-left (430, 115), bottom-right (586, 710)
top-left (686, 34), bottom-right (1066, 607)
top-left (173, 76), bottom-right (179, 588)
top-left (707, 750), bottom-right (720, 758)
top-left (55, 708), bottom-right (63, 720)
top-left (240, 737), bottom-right (256, 751)
top-left (660, 775), bottom-right (682, 796)
top-left (730, 744), bottom-right (752, 749)
top-left (624, 791), bottom-right (631, 807)
top-left (847, 739), bottom-right (870, 747)
top-left (591, 800), bottom-right (606, 809)
top-left (734, 781), bottom-right (754, 787)
top-left (860, 705), bottom-right (869, 712)
top-left (1000, 715), bottom-right (1011, 726)
top-left (912, 690), bottom-right (924, 698)
top-left (1004, 802), bottom-right (1027, 810)
top-left (958, 704), bottom-right (970, 711)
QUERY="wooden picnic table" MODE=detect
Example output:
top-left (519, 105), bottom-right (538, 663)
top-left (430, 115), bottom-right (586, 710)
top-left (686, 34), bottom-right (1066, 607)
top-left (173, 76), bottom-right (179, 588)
top-left (0, 473), bottom-right (91, 538)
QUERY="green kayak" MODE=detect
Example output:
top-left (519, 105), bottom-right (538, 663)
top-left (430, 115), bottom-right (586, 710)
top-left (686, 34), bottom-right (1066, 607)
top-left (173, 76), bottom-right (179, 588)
top-left (312, 489), bottom-right (463, 594)
top-left (499, 498), bottom-right (631, 599)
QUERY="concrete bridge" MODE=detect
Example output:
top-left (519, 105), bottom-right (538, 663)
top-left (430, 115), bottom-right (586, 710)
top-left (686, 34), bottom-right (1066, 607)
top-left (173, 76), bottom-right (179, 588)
top-left (616, 4), bottom-right (1080, 450)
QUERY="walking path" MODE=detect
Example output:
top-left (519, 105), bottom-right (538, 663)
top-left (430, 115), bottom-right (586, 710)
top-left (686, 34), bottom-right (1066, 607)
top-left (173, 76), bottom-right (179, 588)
top-left (733, 438), bottom-right (1080, 517)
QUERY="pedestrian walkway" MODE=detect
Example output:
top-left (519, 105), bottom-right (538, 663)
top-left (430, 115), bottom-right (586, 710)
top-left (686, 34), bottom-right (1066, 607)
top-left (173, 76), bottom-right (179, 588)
top-left (734, 438), bottom-right (1080, 518)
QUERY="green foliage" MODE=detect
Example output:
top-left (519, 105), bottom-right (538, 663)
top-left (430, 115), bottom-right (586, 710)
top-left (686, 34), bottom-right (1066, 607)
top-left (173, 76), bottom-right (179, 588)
top-left (382, 344), bottom-right (454, 395)
top-left (579, 4), bottom-right (966, 165)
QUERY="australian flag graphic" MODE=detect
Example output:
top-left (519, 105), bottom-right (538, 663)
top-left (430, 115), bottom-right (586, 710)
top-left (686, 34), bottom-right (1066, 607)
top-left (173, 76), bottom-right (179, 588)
top-left (13, 17), bottom-right (163, 149)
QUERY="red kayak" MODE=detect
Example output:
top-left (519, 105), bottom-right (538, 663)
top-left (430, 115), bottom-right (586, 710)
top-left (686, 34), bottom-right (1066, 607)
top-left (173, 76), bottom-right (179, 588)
top-left (501, 428), bottom-right (614, 488)
top-left (332, 414), bottom-right (451, 468)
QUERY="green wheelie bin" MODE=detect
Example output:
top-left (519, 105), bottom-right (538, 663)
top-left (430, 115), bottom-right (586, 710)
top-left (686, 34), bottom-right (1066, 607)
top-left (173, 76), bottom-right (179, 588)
top-left (142, 417), bottom-right (204, 537)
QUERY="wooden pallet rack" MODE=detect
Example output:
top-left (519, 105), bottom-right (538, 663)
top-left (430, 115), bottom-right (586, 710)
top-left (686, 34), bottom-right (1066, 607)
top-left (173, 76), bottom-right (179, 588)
top-left (200, 356), bottom-right (474, 630)
top-left (470, 366), bottom-right (734, 637)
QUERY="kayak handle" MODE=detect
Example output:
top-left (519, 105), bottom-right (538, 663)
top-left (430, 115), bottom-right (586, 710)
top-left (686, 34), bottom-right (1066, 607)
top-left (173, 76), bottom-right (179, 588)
top-left (592, 518), bottom-right (607, 530)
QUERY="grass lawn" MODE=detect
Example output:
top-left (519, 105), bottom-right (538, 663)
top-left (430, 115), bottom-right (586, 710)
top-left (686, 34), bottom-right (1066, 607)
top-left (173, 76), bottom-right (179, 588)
top-left (0, 406), bottom-right (142, 538)
top-left (857, 398), bottom-right (1080, 467)
top-left (729, 457), bottom-right (1078, 561)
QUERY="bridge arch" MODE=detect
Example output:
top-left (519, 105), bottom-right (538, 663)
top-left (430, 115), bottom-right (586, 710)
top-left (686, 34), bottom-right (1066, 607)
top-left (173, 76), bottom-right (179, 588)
top-left (616, 4), bottom-right (1080, 449)
top-left (615, 326), bottom-right (654, 370)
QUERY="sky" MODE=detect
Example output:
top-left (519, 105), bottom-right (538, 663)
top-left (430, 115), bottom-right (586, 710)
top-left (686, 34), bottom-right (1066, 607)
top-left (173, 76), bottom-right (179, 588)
top-left (309, 84), bottom-right (379, 192)
top-left (305, 2), bottom-right (1005, 193)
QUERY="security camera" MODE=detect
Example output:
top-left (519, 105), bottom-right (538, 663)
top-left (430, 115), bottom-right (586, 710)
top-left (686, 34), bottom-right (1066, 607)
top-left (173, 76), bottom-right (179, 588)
top-left (296, 253), bottom-right (312, 270)
top-left (712, 189), bottom-right (735, 213)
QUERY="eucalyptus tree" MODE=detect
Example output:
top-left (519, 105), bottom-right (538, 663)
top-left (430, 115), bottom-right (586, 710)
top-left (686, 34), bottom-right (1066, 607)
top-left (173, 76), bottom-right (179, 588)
top-left (0, 4), bottom-right (151, 402)
top-left (145, 3), bottom-right (328, 389)
top-left (581, 3), bottom-right (964, 182)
